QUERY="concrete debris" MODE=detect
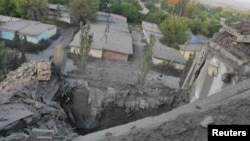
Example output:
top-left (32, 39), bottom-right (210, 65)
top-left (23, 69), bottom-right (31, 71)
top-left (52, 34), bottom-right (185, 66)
top-left (0, 61), bottom-right (52, 105)
top-left (37, 62), bottom-right (52, 81)
top-left (200, 116), bottom-right (214, 128)
top-left (73, 78), bottom-right (250, 141)
top-left (31, 128), bottom-right (54, 137)
top-left (64, 78), bottom-right (189, 130)
top-left (0, 61), bottom-right (75, 139)
top-left (1, 133), bottom-right (29, 141)
top-left (0, 104), bottom-right (33, 131)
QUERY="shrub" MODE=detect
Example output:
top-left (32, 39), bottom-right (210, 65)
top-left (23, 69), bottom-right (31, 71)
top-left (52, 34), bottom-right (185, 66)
top-left (2, 39), bottom-right (51, 54)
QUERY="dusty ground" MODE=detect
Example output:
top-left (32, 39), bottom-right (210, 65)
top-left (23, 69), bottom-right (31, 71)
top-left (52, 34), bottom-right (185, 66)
top-left (65, 27), bottom-right (181, 89)
top-left (26, 27), bottom-right (78, 62)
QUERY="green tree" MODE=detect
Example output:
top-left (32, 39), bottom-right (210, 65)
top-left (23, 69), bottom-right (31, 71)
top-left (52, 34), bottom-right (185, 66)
top-left (144, 9), bottom-right (165, 24)
top-left (75, 22), bottom-right (93, 69)
top-left (48, 0), bottom-right (69, 5)
top-left (160, 0), bottom-right (168, 10)
top-left (207, 19), bottom-right (222, 37)
top-left (191, 18), bottom-right (209, 36)
top-left (120, 2), bottom-right (140, 22)
top-left (144, 2), bottom-right (157, 11)
top-left (69, 0), bottom-right (100, 23)
top-left (183, 2), bottom-right (200, 18)
top-left (0, 0), bottom-right (16, 16)
top-left (160, 16), bottom-right (190, 47)
top-left (0, 42), bottom-right (15, 81)
top-left (12, 0), bottom-right (48, 20)
top-left (138, 35), bottom-right (155, 84)
top-left (168, 0), bottom-right (189, 16)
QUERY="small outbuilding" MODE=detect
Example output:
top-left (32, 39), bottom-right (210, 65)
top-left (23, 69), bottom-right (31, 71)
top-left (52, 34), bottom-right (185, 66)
top-left (179, 35), bottom-right (205, 60)
top-left (153, 41), bottom-right (186, 70)
top-left (70, 13), bottom-right (133, 61)
top-left (0, 20), bottom-right (57, 44)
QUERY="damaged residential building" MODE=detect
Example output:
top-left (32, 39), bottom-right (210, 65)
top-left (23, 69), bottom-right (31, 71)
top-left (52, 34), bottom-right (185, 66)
top-left (184, 16), bottom-right (250, 102)
top-left (70, 13), bottom-right (133, 61)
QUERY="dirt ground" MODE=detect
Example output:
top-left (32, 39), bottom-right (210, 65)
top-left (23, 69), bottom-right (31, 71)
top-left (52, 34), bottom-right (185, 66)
top-left (26, 27), bottom-right (78, 62)
top-left (65, 27), bottom-right (181, 89)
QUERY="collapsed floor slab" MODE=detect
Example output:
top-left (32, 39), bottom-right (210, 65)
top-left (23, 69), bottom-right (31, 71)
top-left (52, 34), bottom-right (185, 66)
top-left (73, 78), bottom-right (250, 141)
top-left (0, 104), bottom-right (33, 131)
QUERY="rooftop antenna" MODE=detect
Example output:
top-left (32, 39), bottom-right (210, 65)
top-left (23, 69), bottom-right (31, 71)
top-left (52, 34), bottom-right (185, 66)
top-left (102, 0), bottom-right (111, 43)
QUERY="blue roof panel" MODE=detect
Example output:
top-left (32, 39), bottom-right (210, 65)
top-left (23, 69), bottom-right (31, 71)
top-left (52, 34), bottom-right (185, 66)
top-left (189, 35), bottom-right (203, 44)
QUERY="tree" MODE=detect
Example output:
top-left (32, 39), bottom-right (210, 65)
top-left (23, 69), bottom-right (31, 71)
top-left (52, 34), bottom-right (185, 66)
top-left (120, 2), bottom-right (140, 22)
top-left (144, 2), bottom-right (157, 11)
top-left (69, 0), bottom-right (100, 23)
top-left (160, 16), bottom-right (190, 47)
top-left (160, 0), bottom-right (168, 10)
top-left (0, 42), bottom-right (15, 81)
top-left (207, 18), bottom-right (222, 37)
top-left (144, 9), bottom-right (165, 24)
top-left (12, 0), bottom-right (48, 20)
top-left (48, 0), bottom-right (69, 5)
top-left (0, 0), bottom-right (16, 16)
top-left (191, 18), bottom-right (209, 36)
top-left (168, 0), bottom-right (179, 7)
top-left (183, 2), bottom-right (200, 18)
top-left (74, 22), bottom-right (93, 69)
top-left (138, 35), bottom-right (155, 84)
top-left (168, 0), bottom-right (189, 16)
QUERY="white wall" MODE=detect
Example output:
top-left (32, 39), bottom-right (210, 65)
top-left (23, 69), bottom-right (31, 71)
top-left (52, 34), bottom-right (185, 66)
top-left (48, 27), bottom-right (57, 38)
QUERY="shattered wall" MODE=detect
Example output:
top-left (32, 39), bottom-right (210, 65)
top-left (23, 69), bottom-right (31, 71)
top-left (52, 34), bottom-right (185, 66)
top-left (73, 78), bottom-right (250, 141)
top-left (0, 61), bottom-right (76, 140)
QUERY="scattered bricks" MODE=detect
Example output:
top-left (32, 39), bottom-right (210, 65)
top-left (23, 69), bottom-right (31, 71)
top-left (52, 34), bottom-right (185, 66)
top-left (31, 129), bottom-right (54, 137)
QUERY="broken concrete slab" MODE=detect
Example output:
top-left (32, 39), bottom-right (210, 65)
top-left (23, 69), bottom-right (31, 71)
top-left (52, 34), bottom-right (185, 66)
top-left (72, 78), bottom-right (250, 141)
top-left (31, 129), bottom-right (54, 137)
top-left (35, 136), bottom-right (52, 141)
top-left (1, 133), bottom-right (29, 141)
top-left (0, 104), bottom-right (33, 131)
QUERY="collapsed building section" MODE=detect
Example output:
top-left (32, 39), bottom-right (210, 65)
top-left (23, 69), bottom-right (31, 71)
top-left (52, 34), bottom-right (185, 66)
top-left (73, 78), bottom-right (250, 141)
top-left (0, 61), bottom-right (76, 140)
top-left (185, 16), bottom-right (250, 102)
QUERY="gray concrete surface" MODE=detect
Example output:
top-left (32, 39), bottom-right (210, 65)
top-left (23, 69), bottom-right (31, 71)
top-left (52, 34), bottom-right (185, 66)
top-left (26, 27), bottom-right (77, 62)
top-left (65, 27), bottom-right (180, 89)
top-left (0, 104), bottom-right (33, 131)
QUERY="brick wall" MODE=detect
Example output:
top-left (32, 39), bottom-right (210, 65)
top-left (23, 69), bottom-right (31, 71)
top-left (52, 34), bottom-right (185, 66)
top-left (103, 50), bottom-right (128, 61)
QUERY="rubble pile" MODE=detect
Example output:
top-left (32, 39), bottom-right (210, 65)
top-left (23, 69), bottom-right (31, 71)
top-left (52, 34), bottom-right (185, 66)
top-left (0, 62), bottom-right (38, 104)
top-left (0, 61), bottom-right (76, 141)
top-left (64, 79), bottom-right (189, 130)
top-left (209, 31), bottom-right (250, 79)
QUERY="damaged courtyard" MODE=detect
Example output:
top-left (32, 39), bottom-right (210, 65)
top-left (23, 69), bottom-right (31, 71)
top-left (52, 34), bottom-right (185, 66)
top-left (0, 22), bottom-right (189, 140)
top-left (1, 0), bottom-right (250, 140)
